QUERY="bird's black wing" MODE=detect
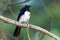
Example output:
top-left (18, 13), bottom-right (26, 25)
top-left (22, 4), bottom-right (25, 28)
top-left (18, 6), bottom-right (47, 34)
top-left (17, 13), bottom-right (21, 21)
top-left (17, 9), bottom-right (25, 21)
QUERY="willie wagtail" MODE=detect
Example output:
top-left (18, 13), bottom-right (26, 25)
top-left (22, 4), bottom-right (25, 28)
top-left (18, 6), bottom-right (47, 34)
top-left (13, 5), bottom-right (31, 37)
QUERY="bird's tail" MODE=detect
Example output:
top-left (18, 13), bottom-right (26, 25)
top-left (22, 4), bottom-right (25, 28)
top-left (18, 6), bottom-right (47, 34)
top-left (13, 26), bottom-right (21, 37)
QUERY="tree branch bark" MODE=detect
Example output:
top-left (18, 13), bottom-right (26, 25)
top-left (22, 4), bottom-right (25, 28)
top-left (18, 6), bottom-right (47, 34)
top-left (0, 15), bottom-right (60, 40)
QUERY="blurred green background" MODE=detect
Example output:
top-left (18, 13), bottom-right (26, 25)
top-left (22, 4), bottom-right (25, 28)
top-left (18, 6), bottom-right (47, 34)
top-left (0, 0), bottom-right (60, 40)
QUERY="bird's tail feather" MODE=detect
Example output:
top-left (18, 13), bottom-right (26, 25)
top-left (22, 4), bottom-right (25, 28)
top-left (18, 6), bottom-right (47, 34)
top-left (13, 26), bottom-right (21, 37)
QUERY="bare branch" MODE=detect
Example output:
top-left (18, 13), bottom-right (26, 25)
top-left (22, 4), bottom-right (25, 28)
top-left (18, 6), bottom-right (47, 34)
top-left (8, 6), bottom-right (17, 19)
top-left (0, 15), bottom-right (60, 40)
top-left (26, 24), bottom-right (31, 40)
top-left (7, 0), bottom-right (30, 6)
top-left (0, 29), bottom-right (8, 40)
top-left (0, 0), bottom-right (30, 12)
top-left (35, 32), bottom-right (39, 40)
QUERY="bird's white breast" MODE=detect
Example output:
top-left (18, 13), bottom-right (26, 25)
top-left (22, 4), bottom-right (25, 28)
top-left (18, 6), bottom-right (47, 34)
top-left (19, 11), bottom-right (30, 23)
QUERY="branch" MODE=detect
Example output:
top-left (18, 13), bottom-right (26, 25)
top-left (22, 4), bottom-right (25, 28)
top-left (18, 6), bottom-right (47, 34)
top-left (0, 15), bottom-right (60, 40)
top-left (0, 0), bottom-right (29, 12)
top-left (7, 0), bottom-right (29, 6)
top-left (0, 27), bottom-right (8, 40)
top-left (8, 6), bottom-right (17, 19)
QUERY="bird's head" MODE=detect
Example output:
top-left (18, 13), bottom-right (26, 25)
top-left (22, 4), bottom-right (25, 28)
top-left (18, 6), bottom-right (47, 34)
top-left (24, 5), bottom-right (31, 10)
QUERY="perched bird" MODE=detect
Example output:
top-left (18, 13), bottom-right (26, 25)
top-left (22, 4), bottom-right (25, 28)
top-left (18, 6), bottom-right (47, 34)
top-left (13, 5), bottom-right (31, 37)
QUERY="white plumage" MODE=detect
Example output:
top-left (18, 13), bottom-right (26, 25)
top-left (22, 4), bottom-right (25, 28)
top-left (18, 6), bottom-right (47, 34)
top-left (19, 11), bottom-right (30, 23)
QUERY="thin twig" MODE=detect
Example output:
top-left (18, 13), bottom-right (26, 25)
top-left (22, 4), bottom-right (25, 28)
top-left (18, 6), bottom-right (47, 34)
top-left (35, 32), bottom-right (39, 40)
top-left (1, 31), bottom-right (8, 40)
top-left (0, 0), bottom-right (29, 12)
top-left (26, 23), bottom-right (31, 40)
top-left (6, 0), bottom-right (29, 6)
top-left (8, 6), bottom-right (17, 19)
top-left (0, 27), bottom-right (8, 40)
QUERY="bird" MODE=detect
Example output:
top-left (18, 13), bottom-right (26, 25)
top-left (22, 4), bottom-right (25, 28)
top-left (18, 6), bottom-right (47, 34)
top-left (13, 5), bottom-right (31, 37)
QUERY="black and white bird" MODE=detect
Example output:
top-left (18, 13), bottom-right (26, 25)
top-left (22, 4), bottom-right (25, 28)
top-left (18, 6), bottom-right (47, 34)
top-left (13, 5), bottom-right (31, 37)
